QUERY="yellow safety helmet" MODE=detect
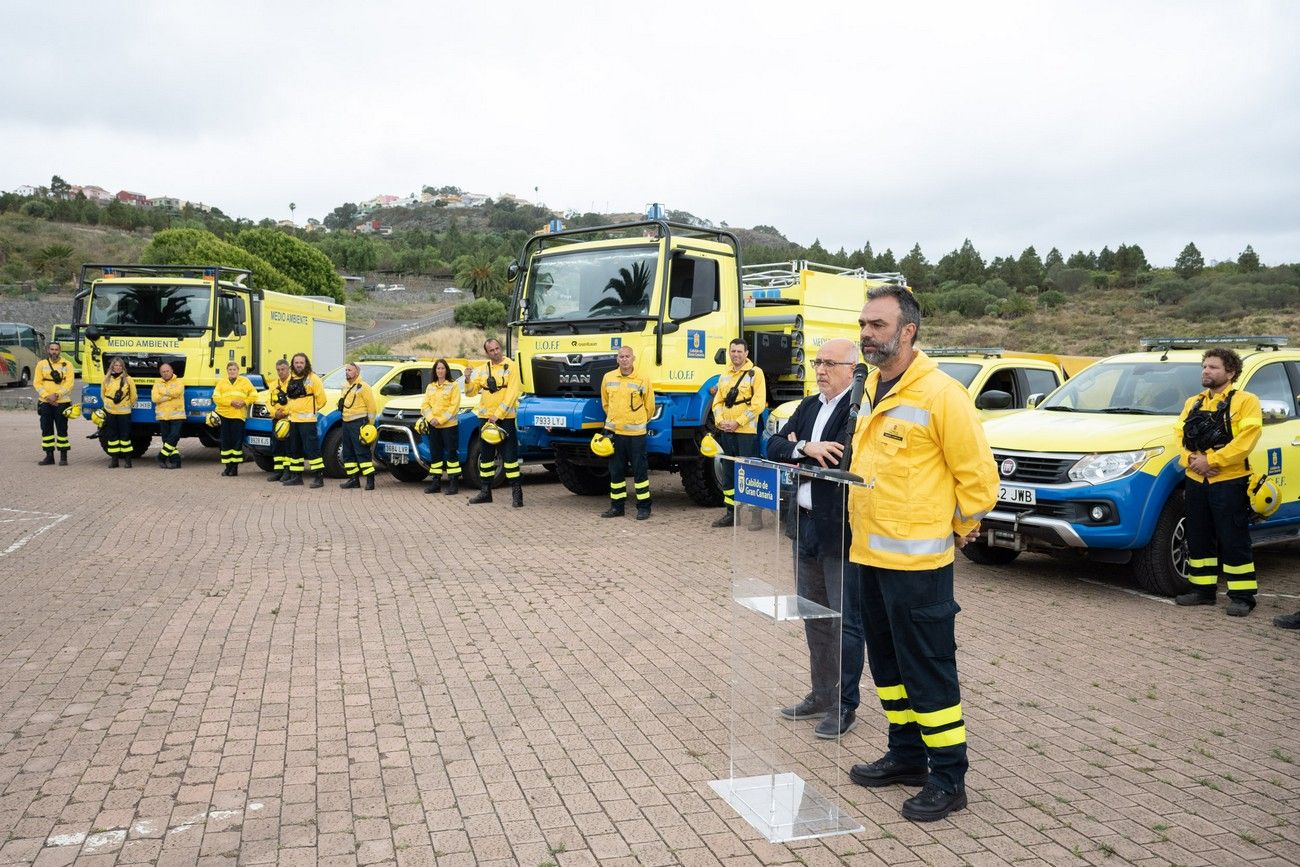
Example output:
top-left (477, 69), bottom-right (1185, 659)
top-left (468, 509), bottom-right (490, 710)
top-left (590, 433), bottom-right (614, 457)
top-left (90, 408), bottom-right (106, 427)
top-left (205, 411), bottom-right (221, 429)
top-left (699, 433), bottom-right (720, 458)
top-left (273, 419), bottom-right (290, 440)
top-left (63, 403), bottom-right (82, 419)
top-left (480, 422), bottom-right (504, 445)
top-left (1249, 474), bottom-right (1281, 519)
top-left (414, 417), bottom-right (429, 436)
top-left (359, 423), bottom-right (378, 445)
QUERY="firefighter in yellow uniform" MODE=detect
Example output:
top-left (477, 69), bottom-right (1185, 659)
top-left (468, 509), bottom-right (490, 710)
top-left (711, 338), bottom-right (767, 529)
top-left (420, 359), bottom-right (462, 495)
top-left (265, 358), bottom-right (292, 482)
top-left (282, 352), bottom-right (327, 488)
top-left (463, 338), bottom-right (524, 507)
top-left (34, 341), bottom-right (75, 465)
top-left (338, 362), bottom-right (378, 490)
top-left (213, 360), bottom-right (258, 476)
top-left (1173, 347), bottom-right (1264, 616)
top-left (845, 286), bottom-right (997, 822)
top-left (599, 345), bottom-right (656, 520)
top-left (101, 355), bottom-right (138, 468)
top-left (151, 362), bottom-right (186, 468)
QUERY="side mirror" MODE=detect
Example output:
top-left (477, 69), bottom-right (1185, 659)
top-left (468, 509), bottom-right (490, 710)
top-left (507, 261), bottom-right (521, 281)
top-left (975, 389), bottom-right (1014, 410)
top-left (1025, 392), bottom-right (1044, 409)
top-left (84, 326), bottom-right (100, 341)
top-left (381, 381), bottom-right (405, 396)
top-left (714, 347), bottom-right (727, 365)
top-left (1260, 398), bottom-right (1293, 423)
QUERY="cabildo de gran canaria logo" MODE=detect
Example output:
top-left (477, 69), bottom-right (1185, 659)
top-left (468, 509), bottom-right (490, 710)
top-left (735, 463), bottom-right (777, 510)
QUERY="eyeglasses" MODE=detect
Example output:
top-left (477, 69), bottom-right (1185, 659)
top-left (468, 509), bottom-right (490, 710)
top-left (810, 359), bottom-right (855, 369)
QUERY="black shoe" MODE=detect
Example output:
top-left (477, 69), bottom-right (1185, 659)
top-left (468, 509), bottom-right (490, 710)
top-left (170, 457), bottom-right (180, 469)
top-left (425, 479), bottom-right (442, 494)
top-left (815, 707), bottom-right (857, 740)
top-left (599, 506), bottom-right (625, 519)
top-left (901, 783), bottom-right (968, 822)
top-left (711, 509), bottom-right (734, 528)
top-left (309, 473), bottom-right (324, 489)
top-left (780, 693), bottom-right (834, 721)
top-left (467, 488), bottom-right (492, 504)
top-left (636, 506), bottom-right (651, 521)
top-left (1273, 611), bottom-right (1300, 629)
top-left (511, 484), bottom-right (523, 508)
top-left (267, 472), bottom-right (283, 483)
top-left (444, 478), bottom-right (459, 496)
top-left (59, 453), bottom-right (68, 466)
top-left (222, 465), bottom-right (233, 477)
top-left (123, 458), bottom-right (132, 468)
top-left (340, 477), bottom-right (360, 489)
top-left (849, 755), bottom-right (929, 789)
top-left (364, 475), bottom-right (374, 491)
top-left (230, 465), bottom-right (238, 476)
top-left (109, 457), bottom-right (119, 468)
top-left (37, 454), bottom-right (55, 466)
top-left (282, 474), bottom-right (303, 486)
top-left (157, 454), bottom-right (167, 468)
top-left (1226, 599), bottom-right (1254, 617)
top-left (1175, 591), bottom-right (1216, 606)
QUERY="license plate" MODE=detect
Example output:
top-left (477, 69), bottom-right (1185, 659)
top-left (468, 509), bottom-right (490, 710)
top-left (533, 414), bottom-right (567, 428)
top-left (388, 452), bottom-right (408, 465)
top-left (998, 484), bottom-right (1036, 506)
top-left (246, 435), bottom-right (271, 447)
top-left (133, 400), bottom-right (152, 410)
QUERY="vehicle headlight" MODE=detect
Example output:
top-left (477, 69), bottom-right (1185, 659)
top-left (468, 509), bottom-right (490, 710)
top-left (766, 414), bottom-right (780, 437)
top-left (1068, 448), bottom-right (1163, 484)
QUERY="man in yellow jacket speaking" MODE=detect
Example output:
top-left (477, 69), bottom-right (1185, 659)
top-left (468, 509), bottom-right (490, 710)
top-left (845, 285), bottom-right (997, 822)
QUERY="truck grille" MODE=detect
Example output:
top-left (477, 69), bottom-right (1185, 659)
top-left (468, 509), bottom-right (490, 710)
top-left (992, 451), bottom-right (1075, 484)
top-left (531, 354), bottom-right (618, 398)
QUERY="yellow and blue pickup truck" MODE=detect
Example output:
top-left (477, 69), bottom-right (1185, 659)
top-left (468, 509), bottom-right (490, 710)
top-left (970, 336), bottom-right (1300, 595)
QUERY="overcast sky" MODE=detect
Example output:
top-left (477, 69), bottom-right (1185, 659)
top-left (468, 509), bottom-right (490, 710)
top-left (3, 2), bottom-right (1298, 265)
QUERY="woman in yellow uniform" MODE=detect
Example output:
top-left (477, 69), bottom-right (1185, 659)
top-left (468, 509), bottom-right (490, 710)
top-left (338, 362), bottom-right (378, 490)
top-left (421, 358), bottom-right (462, 495)
top-left (213, 360), bottom-right (258, 476)
top-left (152, 362), bottom-right (186, 469)
top-left (282, 352), bottom-right (327, 488)
top-left (101, 356), bottom-right (137, 468)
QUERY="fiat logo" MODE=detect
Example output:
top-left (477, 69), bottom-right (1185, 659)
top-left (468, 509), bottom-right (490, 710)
top-left (999, 458), bottom-right (1017, 477)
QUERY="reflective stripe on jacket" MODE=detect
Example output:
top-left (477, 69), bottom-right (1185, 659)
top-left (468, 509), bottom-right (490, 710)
top-left (421, 381), bottom-right (461, 428)
top-left (711, 362), bottom-right (766, 434)
top-left (151, 377), bottom-right (186, 421)
top-left (601, 367), bottom-right (655, 436)
top-left (214, 376), bottom-right (259, 420)
top-left (464, 360), bottom-right (519, 419)
top-left (286, 373), bottom-right (326, 422)
top-left (340, 380), bottom-right (377, 422)
top-left (34, 359), bottom-right (74, 403)
top-left (1175, 388), bottom-right (1262, 483)
top-left (102, 373), bottom-right (137, 415)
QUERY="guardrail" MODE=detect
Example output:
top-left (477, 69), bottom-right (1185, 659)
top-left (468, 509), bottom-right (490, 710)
top-left (347, 306), bottom-right (460, 345)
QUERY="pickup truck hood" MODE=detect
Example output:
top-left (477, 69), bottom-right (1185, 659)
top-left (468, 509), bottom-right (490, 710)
top-left (982, 410), bottom-right (1175, 452)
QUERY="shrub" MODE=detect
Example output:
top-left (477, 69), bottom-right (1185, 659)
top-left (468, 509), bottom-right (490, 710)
top-left (232, 228), bottom-right (345, 301)
top-left (142, 228), bottom-right (304, 295)
top-left (454, 298), bottom-right (507, 330)
top-left (935, 286), bottom-right (997, 317)
top-left (1038, 289), bottom-right (1066, 308)
top-left (1000, 293), bottom-right (1034, 319)
top-left (980, 278), bottom-right (1012, 299)
top-left (1143, 278), bottom-right (1192, 305)
top-left (1091, 273), bottom-right (1111, 289)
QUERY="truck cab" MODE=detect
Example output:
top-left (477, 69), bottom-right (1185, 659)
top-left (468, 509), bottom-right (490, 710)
top-left (971, 336), bottom-right (1300, 595)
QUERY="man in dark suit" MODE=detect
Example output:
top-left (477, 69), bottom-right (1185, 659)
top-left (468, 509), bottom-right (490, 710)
top-left (766, 337), bottom-right (864, 739)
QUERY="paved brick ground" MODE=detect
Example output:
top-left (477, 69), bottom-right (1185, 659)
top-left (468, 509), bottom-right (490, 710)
top-left (0, 411), bottom-right (1296, 866)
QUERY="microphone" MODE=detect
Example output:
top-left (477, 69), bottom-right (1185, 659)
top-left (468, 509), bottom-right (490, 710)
top-left (808, 362), bottom-right (868, 484)
top-left (846, 363), bottom-right (870, 423)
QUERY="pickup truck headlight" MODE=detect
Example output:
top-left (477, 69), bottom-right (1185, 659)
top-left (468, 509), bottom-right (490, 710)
top-left (1068, 447), bottom-right (1163, 484)
top-left (765, 414), bottom-right (780, 437)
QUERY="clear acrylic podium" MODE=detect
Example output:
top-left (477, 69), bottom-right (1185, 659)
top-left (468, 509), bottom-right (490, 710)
top-left (708, 455), bottom-right (865, 842)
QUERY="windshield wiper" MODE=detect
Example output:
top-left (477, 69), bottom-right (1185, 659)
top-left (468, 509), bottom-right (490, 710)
top-left (1041, 405), bottom-right (1077, 412)
top-left (1098, 407), bottom-right (1161, 415)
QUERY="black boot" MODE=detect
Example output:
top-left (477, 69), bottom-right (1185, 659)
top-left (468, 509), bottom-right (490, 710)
top-left (38, 452), bottom-right (55, 466)
top-left (59, 452), bottom-right (68, 466)
top-left (511, 482), bottom-right (523, 508)
top-left (636, 503), bottom-right (652, 521)
top-left (467, 484), bottom-right (492, 504)
top-left (424, 477), bottom-right (442, 494)
top-left (599, 504), bottom-right (625, 518)
top-left (170, 456), bottom-right (181, 469)
top-left (282, 473), bottom-right (303, 486)
top-left (266, 471), bottom-right (283, 482)
top-left (109, 457), bottom-right (119, 468)
top-left (443, 477), bottom-right (460, 496)
top-left (340, 477), bottom-right (360, 489)
top-left (123, 457), bottom-right (132, 468)
top-left (711, 507), bottom-right (733, 528)
top-left (157, 453), bottom-right (167, 468)
top-left (310, 472), bottom-right (325, 489)
top-left (364, 474), bottom-right (374, 491)
top-left (222, 465), bottom-right (232, 477)
top-left (231, 464), bottom-right (238, 477)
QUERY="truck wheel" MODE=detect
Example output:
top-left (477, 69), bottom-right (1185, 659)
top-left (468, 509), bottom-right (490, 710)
top-left (554, 455), bottom-right (608, 496)
top-left (1132, 490), bottom-right (1188, 596)
top-left (130, 432), bottom-right (154, 458)
top-left (97, 429), bottom-right (111, 455)
top-left (464, 436), bottom-right (507, 489)
top-left (680, 457), bottom-right (725, 507)
top-left (959, 541), bottom-right (1020, 566)
top-left (321, 426), bottom-right (345, 478)
top-left (197, 428), bottom-right (220, 449)
top-left (252, 452), bottom-right (276, 473)
top-left (388, 462), bottom-right (428, 483)
top-left (20, 367), bottom-right (31, 387)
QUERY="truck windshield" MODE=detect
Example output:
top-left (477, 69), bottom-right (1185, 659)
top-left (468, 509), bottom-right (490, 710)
top-left (525, 247), bottom-right (659, 322)
top-left (937, 362), bottom-right (980, 388)
top-left (89, 284), bottom-right (212, 329)
top-left (1040, 361), bottom-right (1201, 414)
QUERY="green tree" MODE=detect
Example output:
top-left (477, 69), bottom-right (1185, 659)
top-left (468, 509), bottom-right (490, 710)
top-left (1237, 244), bottom-right (1261, 272)
top-left (876, 248), bottom-right (897, 271)
top-left (454, 252), bottom-right (506, 299)
top-left (1173, 242), bottom-right (1205, 279)
top-left (1066, 250), bottom-right (1097, 269)
top-left (49, 175), bottom-right (70, 199)
top-left (324, 202), bottom-right (359, 231)
top-left (898, 243), bottom-right (930, 290)
top-left (33, 243), bottom-right (75, 282)
top-left (1044, 247), bottom-right (1064, 271)
top-left (1113, 244), bottom-right (1149, 287)
top-left (142, 228), bottom-right (305, 295)
top-left (935, 239), bottom-right (986, 285)
top-left (232, 228), bottom-right (344, 300)
top-left (453, 298), bottom-right (506, 330)
top-left (1096, 246), bottom-right (1115, 271)
top-left (1015, 246), bottom-right (1044, 289)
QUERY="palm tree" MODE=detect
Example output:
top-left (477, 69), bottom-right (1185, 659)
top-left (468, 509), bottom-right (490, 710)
top-left (289, 202), bottom-right (296, 224)
top-left (455, 253), bottom-right (506, 299)
top-left (590, 260), bottom-right (651, 312)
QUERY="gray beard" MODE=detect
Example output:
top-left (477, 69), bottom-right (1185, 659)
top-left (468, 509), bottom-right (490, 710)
top-left (862, 331), bottom-right (901, 366)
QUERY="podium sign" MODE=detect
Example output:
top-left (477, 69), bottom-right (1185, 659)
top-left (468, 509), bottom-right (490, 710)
top-left (708, 456), bottom-right (865, 842)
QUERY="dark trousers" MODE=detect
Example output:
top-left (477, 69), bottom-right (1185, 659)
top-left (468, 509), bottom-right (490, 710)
top-left (480, 419), bottom-right (519, 485)
top-left (717, 431), bottom-right (757, 508)
top-left (288, 421), bottom-right (322, 475)
top-left (608, 434), bottom-right (650, 509)
top-left (272, 422), bottom-right (289, 472)
top-left (859, 562), bottom-right (968, 792)
top-left (219, 417), bottom-right (245, 464)
top-left (1184, 476), bottom-right (1256, 602)
top-left (158, 419), bottom-right (183, 460)
top-left (38, 401), bottom-right (70, 454)
top-left (341, 418), bottom-right (375, 476)
top-left (426, 425), bottom-right (460, 476)
top-left (796, 510), bottom-right (862, 707)
top-left (103, 413), bottom-right (132, 456)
